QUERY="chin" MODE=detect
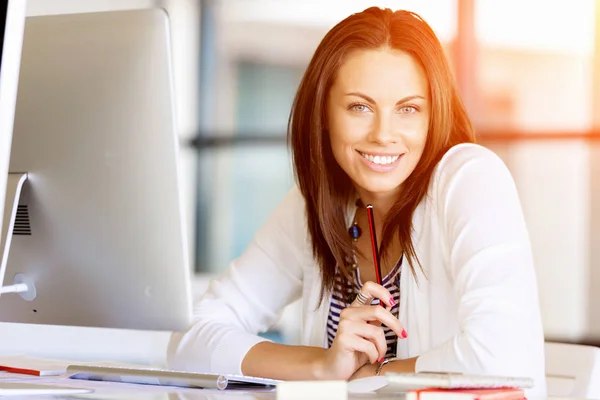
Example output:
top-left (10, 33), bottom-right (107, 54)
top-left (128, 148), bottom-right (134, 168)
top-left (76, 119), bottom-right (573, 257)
top-left (356, 179), bottom-right (402, 195)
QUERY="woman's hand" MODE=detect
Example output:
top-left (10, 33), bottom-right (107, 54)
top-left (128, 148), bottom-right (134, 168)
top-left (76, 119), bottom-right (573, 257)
top-left (314, 281), bottom-right (406, 380)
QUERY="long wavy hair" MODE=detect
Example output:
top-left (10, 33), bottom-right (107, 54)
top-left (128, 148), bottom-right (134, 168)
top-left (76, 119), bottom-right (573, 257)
top-left (288, 7), bottom-right (476, 304)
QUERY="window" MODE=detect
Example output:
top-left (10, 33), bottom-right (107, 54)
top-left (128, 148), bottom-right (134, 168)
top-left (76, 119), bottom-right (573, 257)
top-left (195, 62), bottom-right (303, 273)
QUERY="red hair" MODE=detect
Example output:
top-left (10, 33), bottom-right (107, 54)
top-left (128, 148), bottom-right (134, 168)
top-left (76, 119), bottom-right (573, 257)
top-left (288, 7), bottom-right (476, 303)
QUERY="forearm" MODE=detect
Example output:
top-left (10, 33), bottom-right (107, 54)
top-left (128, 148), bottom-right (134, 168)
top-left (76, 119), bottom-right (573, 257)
top-left (242, 341), bottom-right (328, 380)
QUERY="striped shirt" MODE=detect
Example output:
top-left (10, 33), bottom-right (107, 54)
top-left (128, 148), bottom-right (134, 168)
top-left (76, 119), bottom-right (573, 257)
top-left (326, 258), bottom-right (402, 358)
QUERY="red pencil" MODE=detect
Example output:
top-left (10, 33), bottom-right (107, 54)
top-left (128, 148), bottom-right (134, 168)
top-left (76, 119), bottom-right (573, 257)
top-left (366, 204), bottom-right (383, 287)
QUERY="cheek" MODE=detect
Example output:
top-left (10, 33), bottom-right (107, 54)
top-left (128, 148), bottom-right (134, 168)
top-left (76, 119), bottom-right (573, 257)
top-left (398, 119), bottom-right (428, 171)
top-left (329, 130), bottom-right (367, 167)
top-left (399, 118), bottom-right (428, 149)
top-left (328, 130), bottom-right (354, 171)
top-left (330, 111), bottom-right (372, 145)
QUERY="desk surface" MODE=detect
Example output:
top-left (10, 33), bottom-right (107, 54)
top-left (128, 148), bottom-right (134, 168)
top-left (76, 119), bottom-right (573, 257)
top-left (47, 394), bottom-right (587, 400)
top-left (0, 373), bottom-right (585, 400)
top-left (63, 393), bottom-right (586, 400)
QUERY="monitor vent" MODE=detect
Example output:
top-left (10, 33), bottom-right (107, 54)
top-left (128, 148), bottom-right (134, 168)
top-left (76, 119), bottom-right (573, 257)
top-left (13, 205), bottom-right (31, 235)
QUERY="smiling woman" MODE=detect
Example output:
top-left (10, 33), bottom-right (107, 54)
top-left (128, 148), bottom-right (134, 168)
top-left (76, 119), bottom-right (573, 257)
top-left (168, 7), bottom-right (547, 397)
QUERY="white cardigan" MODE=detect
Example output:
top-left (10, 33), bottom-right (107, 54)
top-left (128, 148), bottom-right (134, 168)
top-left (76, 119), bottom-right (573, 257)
top-left (167, 143), bottom-right (547, 396)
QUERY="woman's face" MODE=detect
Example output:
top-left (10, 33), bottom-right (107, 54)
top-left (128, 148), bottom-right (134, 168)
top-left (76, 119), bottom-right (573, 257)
top-left (327, 48), bottom-right (430, 197)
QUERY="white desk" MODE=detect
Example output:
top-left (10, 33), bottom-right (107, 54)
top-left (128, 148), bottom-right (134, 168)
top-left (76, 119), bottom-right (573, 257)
top-left (0, 372), bottom-right (589, 400)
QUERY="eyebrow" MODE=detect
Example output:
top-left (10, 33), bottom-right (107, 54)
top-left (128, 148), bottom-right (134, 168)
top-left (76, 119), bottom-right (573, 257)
top-left (345, 92), bottom-right (426, 105)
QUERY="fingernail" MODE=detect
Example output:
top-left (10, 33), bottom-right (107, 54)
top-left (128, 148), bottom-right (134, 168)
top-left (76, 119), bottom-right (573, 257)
top-left (379, 357), bottom-right (385, 363)
top-left (401, 329), bottom-right (408, 339)
top-left (389, 297), bottom-right (396, 306)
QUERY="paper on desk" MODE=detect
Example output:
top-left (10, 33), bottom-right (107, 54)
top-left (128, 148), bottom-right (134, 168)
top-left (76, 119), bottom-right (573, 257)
top-left (347, 376), bottom-right (389, 394)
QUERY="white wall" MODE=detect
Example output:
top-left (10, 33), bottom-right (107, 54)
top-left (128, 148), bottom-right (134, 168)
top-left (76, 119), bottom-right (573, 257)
top-left (590, 144), bottom-right (600, 339)
top-left (509, 142), bottom-right (590, 341)
top-left (478, 48), bottom-right (594, 341)
top-left (589, 8), bottom-right (600, 340)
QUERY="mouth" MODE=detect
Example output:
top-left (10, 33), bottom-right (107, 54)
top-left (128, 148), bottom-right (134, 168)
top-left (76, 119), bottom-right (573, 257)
top-left (358, 151), bottom-right (402, 165)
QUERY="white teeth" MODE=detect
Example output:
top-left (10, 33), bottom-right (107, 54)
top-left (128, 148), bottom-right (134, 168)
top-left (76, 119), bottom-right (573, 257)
top-left (360, 152), bottom-right (400, 165)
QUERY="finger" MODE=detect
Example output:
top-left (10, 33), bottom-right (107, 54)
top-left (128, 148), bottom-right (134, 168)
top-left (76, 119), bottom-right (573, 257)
top-left (355, 281), bottom-right (396, 309)
top-left (342, 305), bottom-right (407, 339)
top-left (350, 290), bottom-right (374, 308)
top-left (338, 329), bottom-right (380, 364)
top-left (340, 304), bottom-right (381, 326)
top-left (357, 323), bottom-right (388, 360)
top-left (338, 319), bottom-right (388, 361)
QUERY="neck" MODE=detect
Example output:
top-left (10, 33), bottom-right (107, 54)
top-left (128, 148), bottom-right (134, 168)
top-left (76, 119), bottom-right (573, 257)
top-left (356, 187), bottom-right (400, 219)
top-left (354, 187), bottom-right (402, 268)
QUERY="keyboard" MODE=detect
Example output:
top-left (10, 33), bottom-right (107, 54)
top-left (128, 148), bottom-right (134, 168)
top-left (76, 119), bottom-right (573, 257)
top-left (66, 364), bottom-right (281, 390)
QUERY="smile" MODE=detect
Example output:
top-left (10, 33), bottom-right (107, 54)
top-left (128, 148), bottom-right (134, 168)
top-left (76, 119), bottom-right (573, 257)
top-left (358, 151), bottom-right (400, 165)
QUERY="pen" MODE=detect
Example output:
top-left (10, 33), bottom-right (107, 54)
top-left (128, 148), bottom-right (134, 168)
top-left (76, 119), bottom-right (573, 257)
top-left (366, 204), bottom-right (383, 288)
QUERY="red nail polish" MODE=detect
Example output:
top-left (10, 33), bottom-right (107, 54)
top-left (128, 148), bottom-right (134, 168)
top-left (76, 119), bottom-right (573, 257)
top-left (379, 357), bottom-right (385, 363)
top-left (401, 329), bottom-right (408, 339)
top-left (389, 297), bottom-right (396, 306)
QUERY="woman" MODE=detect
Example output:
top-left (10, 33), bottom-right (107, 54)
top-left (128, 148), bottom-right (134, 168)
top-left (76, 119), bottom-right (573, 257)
top-left (168, 6), bottom-right (546, 394)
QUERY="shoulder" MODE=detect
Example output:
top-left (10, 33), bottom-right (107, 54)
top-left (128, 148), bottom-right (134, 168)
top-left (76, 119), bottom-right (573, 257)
top-left (435, 143), bottom-right (508, 179)
top-left (263, 184), bottom-right (306, 231)
top-left (255, 185), bottom-right (310, 252)
top-left (276, 184), bottom-right (306, 213)
top-left (430, 143), bottom-right (514, 198)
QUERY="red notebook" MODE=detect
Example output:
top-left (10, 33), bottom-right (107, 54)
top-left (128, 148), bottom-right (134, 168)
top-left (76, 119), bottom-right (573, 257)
top-left (406, 387), bottom-right (526, 400)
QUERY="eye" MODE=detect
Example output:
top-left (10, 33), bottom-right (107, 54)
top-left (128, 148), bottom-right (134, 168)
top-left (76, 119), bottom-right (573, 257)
top-left (398, 105), bottom-right (419, 114)
top-left (348, 103), bottom-right (370, 113)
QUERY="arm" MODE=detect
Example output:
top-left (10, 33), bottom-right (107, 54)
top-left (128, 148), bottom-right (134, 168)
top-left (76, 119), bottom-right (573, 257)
top-left (241, 342), bottom-right (327, 379)
top-left (244, 280), bottom-right (406, 380)
top-left (415, 145), bottom-right (545, 381)
top-left (167, 187), bottom-right (311, 376)
top-left (167, 185), bottom-right (409, 381)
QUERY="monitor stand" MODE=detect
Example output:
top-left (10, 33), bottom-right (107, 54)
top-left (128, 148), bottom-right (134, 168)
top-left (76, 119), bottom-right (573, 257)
top-left (0, 173), bottom-right (36, 299)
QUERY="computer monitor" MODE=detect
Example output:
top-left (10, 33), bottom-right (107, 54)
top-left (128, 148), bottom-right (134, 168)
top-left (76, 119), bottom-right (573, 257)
top-left (0, 9), bottom-right (193, 331)
top-left (0, 0), bottom-right (26, 272)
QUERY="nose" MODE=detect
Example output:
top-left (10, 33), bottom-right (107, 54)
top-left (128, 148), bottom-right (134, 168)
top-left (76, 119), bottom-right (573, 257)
top-left (367, 112), bottom-right (399, 145)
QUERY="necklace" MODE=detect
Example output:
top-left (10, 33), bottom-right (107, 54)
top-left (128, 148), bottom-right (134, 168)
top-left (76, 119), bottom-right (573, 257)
top-left (346, 199), bottom-right (363, 303)
top-left (345, 199), bottom-right (403, 304)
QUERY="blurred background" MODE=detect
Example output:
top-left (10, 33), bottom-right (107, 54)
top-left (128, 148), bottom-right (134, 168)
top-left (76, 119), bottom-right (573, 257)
top-left (26, 0), bottom-right (600, 348)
